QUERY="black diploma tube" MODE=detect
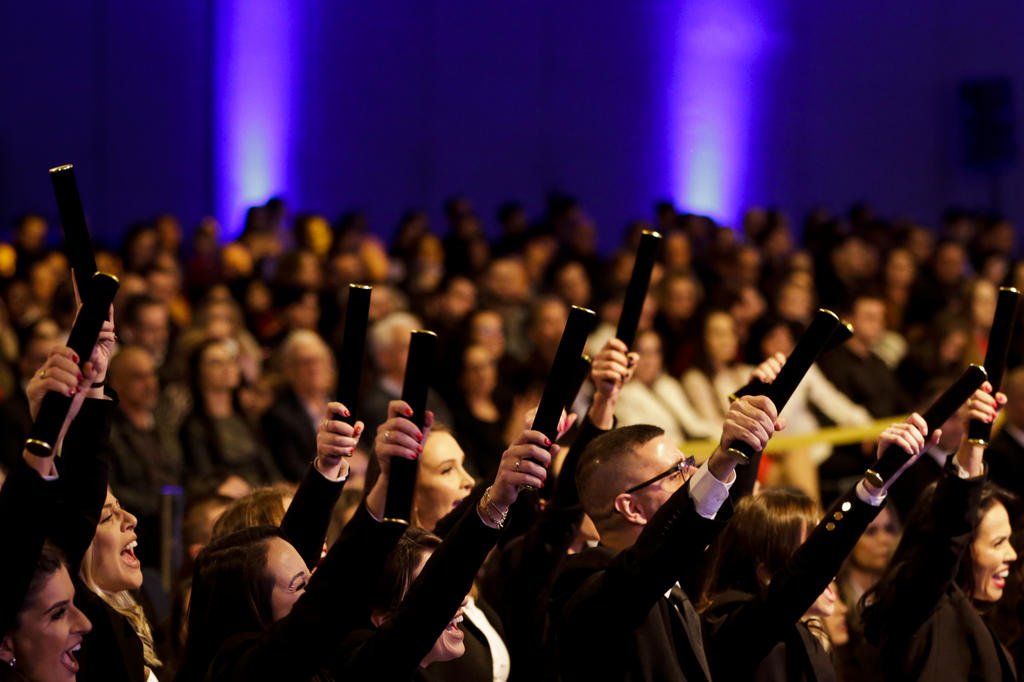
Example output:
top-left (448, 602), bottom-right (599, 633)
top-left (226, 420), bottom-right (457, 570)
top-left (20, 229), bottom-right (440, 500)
top-left (563, 354), bottom-right (593, 413)
top-left (967, 287), bottom-right (1020, 446)
top-left (726, 309), bottom-right (842, 464)
top-left (865, 364), bottom-right (987, 488)
top-left (49, 164), bottom-right (98, 293)
top-left (733, 319), bottom-right (853, 401)
top-left (25, 273), bottom-right (120, 456)
top-left (615, 230), bottom-right (662, 349)
top-left (335, 284), bottom-right (372, 426)
top-left (533, 306), bottom-right (597, 440)
top-left (383, 330), bottom-right (437, 524)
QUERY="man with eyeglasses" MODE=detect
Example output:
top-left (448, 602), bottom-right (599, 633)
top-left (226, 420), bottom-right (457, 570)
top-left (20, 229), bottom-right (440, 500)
top-left (552, 393), bottom-right (782, 682)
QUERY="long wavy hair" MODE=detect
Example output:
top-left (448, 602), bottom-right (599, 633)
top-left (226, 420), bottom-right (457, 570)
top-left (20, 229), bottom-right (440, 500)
top-left (861, 481), bottom-right (1017, 644)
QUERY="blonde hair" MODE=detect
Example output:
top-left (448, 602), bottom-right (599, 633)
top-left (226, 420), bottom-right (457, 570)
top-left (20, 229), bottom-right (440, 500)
top-left (79, 542), bottom-right (162, 669)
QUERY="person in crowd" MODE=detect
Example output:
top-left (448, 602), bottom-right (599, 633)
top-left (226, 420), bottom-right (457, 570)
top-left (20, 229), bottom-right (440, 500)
top-left (551, 389), bottom-right (781, 681)
top-left (179, 338), bottom-right (280, 490)
top-left (833, 506), bottom-right (901, 682)
top-left (682, 309), bottom-right (752, 423)
top-left (363, 312), bottom-right (453, 439)
top-left (615, 328), bottom-right (717, 443)
top-left (261, 330), bottom-right (336, 482)
top-left (817, 291), bottom-right (913, 504)
top-left (897, 313), bottom-right (971, 405)
top-left (449, 344), bottom-right (514, 480)
top-left (862, 387), bottom-right (1018, 681)
top-left (653, 271), bottom-right (704, 378)
top-left (106, 345), bottom-right (183, 568)
top-left (699, 409), bottom-right (949, 680)
top-left (0, 325), bottom-right (55, 471)
top-left (118, 296), bottom-right (172, 371)
top-left (986, 366), bottom-right (1024, 500)
top-left (746, 321), bottom-right (872, 501)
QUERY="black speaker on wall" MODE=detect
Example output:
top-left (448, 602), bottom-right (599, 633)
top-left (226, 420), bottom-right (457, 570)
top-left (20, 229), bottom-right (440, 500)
top-left (959, 77), bottom-right (1017, 172)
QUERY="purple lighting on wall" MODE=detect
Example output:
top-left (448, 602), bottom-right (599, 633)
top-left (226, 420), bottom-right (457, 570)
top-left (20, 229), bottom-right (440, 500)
top-left (667, 2), bottom-right (773, 226)
top-left (213, 0), bottom-right (295, 240)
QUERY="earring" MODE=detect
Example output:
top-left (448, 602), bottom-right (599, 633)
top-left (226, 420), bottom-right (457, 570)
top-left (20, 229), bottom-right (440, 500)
top-left (6, 657), bottom-right (13, 667)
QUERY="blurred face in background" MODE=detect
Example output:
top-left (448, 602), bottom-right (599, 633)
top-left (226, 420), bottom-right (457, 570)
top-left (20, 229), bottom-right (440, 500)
top-left (461, 345), bottom-right (497, 398)
top-left (110, 348), bottom-right (160, 413)
top-left (705, 312), bottom-right (738, 366)
top-left (199, 341), bottom-right (240, 393)
top-left (531, 299), bottom-right (568, 354)
top-left (850, 506), bottom-right (899, 575)
top-left (285, 336), bottom-right (334, 398)
top-left (634, 331), bottom-right (663, 386)
top-left (970, 279), bottom-right (997, 331)
top-left (851, 298), bottom-right (886, 348)
top-left (470, 310), bottom-right (505, 359)
top-left (885, 248), bottom-right (916, 289)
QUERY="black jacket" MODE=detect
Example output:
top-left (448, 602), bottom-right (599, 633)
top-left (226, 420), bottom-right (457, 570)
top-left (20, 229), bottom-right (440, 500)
top-left (552, 478), bottom-right (729, 682)
top-left (870, 471), bottom-right (1017, 681)
top-left (703, 485), bottom-right (881, 681)
top-left (335, 507), bottom-right (502, 681)
top-left (261, 388), bottom-right (319, 483)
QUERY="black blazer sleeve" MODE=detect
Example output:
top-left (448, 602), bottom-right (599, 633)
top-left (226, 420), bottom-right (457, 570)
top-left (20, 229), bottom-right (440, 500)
top-left (871, 468), bottom-right (984, 643)
top-left (565, 477), bottom-right (727, 630)
top-left (278, 463), bottom-right (346, 569)
top-left (338, 507), bottom-right (501, 679)
top-left (50, 396), bottom-right (116, 575)
top-left (704, 485), bottom-right (881, 678)
top-left (0, 457), bottom-right (59, 631)
top-left (208, 504), bottom-right (407, 681)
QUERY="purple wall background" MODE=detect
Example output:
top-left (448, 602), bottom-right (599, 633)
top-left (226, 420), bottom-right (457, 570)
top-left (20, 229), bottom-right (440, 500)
top-left (2, 1), bottom-right (1022, 249)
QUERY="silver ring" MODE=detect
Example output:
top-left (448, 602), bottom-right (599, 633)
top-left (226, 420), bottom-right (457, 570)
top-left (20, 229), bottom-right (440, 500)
top-left (384, 430), bottom-right (391, 443)
top-left (513, 458), bottom-right (521, 472)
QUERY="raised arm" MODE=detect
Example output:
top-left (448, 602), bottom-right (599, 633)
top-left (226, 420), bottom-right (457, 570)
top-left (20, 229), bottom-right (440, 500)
top-left (704, 412), bottom-right (942, 676)
top-left (278, 401), bottom-right (362, 568)
top-left (339, 429), bottom-right (555, 679)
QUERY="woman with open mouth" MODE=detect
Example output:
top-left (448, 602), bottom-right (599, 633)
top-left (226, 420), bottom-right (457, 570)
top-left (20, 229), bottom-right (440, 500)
top-left (863, 382), bottom-right (1018, 681)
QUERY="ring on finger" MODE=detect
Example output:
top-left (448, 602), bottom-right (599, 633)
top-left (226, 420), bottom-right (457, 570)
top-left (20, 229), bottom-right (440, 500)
top-left (39, 369), bottom-right (47, 379)
top-left (384, 430), bottom-right (391, 443)
top-left (513, 458), bottom-right (521, 472)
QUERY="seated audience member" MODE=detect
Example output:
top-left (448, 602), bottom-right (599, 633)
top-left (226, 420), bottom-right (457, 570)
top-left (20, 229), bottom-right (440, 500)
top-left (834, 505), bottom-right (901, 682)
top-left (681, 310), bottom-right (752, 423)
top-left (863, 389), bottom-right (1018, 681)
top-left (652, 271), bottom-right (704, 378)
top-left (261, 330), bottom-right (336, 482)
top-left (363, 312), bottom-right (453, 439)
top-left (615, 328), bottom-right (717, 443)
top-left (179, 338), bottom-right (280, 489)
top-left (897, 313), bottom-right (971, 406)
top-left (107, 346), bottom-right (183, 567)
top-left (817, 291), bottom-right (913, 504)
top-left (449, 344), bottom-right (514, 480)
top-left (119, 295), bottom-right (172, 370)
top-left (552, 394), bottom-right (780, 681)
top-left (985, 367), bottom-right (1024, 501)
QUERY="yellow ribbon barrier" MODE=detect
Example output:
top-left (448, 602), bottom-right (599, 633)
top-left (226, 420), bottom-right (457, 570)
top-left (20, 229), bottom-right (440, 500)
top-left (683, 415), bottom-right (911, 461)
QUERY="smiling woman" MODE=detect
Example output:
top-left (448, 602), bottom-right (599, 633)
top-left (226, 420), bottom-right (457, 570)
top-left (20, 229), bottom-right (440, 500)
top-left (412, 426), bottom-right (476, 533)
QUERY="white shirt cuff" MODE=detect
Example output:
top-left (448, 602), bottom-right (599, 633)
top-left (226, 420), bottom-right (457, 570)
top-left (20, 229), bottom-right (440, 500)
top-left (688, 461), bottom-right (735, 520)
top-left (856, 480), bottom-right (886, 507)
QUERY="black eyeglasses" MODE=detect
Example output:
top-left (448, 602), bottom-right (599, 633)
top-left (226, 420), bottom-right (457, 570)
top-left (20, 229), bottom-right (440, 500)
top-left (624, 456), bottom-right (697, 494)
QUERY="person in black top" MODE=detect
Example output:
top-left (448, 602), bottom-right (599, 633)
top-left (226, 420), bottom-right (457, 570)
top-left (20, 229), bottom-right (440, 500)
top-left (700, 411), bottom-right (934, 682)
top-left (335, 404), bottom-right (556, 681)
top-left (175, 400), bottom-right (406, 682)
top-left (863, 385), bottom-right (1018, 681)
top-left (551, 393), bottom-right (781, 682)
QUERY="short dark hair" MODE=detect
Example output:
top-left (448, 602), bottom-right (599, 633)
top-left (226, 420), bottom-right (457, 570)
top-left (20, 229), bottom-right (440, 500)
top-left (576, 424), bottom-right (665, 521)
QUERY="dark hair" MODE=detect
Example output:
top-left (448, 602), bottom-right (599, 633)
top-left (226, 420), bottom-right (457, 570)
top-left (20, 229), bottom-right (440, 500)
top-left (176, 526), bottom-right (280, 681)
top-left (120, 294), bottom-right (164, 331)
top-left (185, 337), bottom-right (244, 468)
top-left (212, 485), bottom-right (296, 539)
top-left (861, 481), bottom-right (1018, 644)
top-left (2, 543), bottom-right (67, 635)
top-left (701, 488), bottom-right (819, 606)
top-left (575, 424), bottom-right (665, 520)
top-left (370, 528), bottom-right (442, 617)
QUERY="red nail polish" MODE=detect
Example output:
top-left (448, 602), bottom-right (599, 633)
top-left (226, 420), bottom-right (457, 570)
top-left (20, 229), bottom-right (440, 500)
top-left (78, 374), bottom-right (83, 382)
top-left (545, 438), bottom-right (551, 446)
top-left (68, 388), bottom-right (76, 396)
top-left (416, 445), bottom-right (423, 453)
top-left (406, 408), bottom-right (414, 417)
top-left (416, 432), bottom-right (423, 442)
top-left (72, 354), bottom-right (79, 363)
top-left (343, 409), bottom-right (351, 417)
